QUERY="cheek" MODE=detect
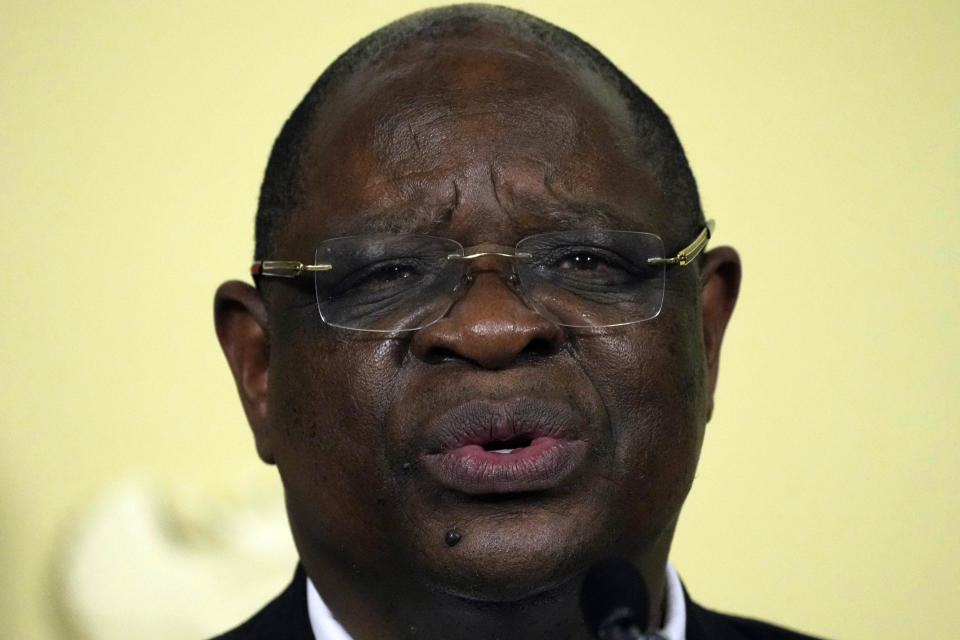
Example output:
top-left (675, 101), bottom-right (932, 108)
top-left (267, 327), bottom-right (406, 559)
top-left (580, 314), bottom-right (707, 510)
top-left (583, 318), bottom-right (704, 425)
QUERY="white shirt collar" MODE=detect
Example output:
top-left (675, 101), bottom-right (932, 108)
top-left (307, 561), bottom-right (686, 640)
top-left (660, 561), bottom-right (687, 640)
top-left (306, 577), bottom-right (352, 640)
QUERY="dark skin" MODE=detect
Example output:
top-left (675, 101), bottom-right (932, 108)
top-left (216, 27), bottom-right (740, 640)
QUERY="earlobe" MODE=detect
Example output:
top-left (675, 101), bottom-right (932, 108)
top-left (214, 280), bottom-right (275, 464)
top-left (699, 247), bottom-right (742, 421)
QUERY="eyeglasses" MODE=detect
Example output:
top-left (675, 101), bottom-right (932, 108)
top-left (251, 220), bottom-right (714, 332)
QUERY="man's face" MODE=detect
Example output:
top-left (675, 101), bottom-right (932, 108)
top-left (253, 32), bottom-right (715, 601)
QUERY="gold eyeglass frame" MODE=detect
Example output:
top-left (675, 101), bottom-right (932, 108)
top-left (250, 220), bottom-right (715, 278)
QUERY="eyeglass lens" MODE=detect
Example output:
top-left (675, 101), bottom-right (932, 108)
top-left (313, 232), bottom-right (667, 332)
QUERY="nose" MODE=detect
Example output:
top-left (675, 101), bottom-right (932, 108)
top-left (410, 268), bottom-right (565, 369)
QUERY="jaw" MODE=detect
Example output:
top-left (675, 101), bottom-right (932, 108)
top-left (293, 488), bottom-right (682, 640)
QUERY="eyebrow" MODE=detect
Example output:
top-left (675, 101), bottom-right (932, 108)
top-left (505, 191), bottom-right (631, 234)
top-left (333, 186), bottom-right (632, 238)
top-left (539, 204), bottom-right (621, 229)
top-left (349, 205), bottom-right (456, 235)
top-left (345, 204), bottom-right (624, 237)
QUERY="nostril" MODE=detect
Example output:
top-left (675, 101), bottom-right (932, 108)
top-left (525, 337), bottom-right (559, 358)
top-left (422, 346), bottom-right (460, 365)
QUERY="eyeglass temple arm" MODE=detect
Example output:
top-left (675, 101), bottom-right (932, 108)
top-left (647, 219), bottom-right (715, 267)
top-left (251, 260), bottom-right (332, 278)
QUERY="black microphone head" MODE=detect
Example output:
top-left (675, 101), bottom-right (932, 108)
top-left (580, 557), bottom-right (650, 638)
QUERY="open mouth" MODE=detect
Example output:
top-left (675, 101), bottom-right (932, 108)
top-left (419, 399), bottom-right (589, 495)
top-left (482, 436), bottom-right (532, 454)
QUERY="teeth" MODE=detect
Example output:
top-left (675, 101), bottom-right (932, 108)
top-left (491, 448), bottom-right (515, 454)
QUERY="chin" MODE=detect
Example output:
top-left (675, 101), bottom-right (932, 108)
top-left (413, 508), bottom-right (609, 604)
top-left (427, 557), bottom-right (580, 604)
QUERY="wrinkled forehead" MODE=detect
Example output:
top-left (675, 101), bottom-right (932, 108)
top-left (287, 30), bottom-right (663, 251)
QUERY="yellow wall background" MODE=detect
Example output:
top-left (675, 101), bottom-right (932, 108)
top-left (2, 1), bottom-right (957, 638)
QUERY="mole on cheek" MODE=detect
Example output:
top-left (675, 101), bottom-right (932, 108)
top-left (445, 528), bottom-right (462, 547)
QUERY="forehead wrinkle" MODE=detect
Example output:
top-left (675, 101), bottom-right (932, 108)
top-left (486, 159), bottom-right (626, 232)
top-left (360, 169), bottom-right (459, 236)
top-left (351, 201), bottom-right (457, 236)
top-left (374, 102), bottom-right (580, 168)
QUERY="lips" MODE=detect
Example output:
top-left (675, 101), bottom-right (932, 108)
top-left (419, 398), bottom-right (589, 495)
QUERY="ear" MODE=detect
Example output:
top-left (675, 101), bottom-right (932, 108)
top-left (214, 280), bottom-right (275, 464)
top-left (699, 247), bottom-right (741, 421)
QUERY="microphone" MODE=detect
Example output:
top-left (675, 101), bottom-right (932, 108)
top-left (580, 557), bottom-right (655, 640)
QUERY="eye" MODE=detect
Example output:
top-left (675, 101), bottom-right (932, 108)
top-left (549, 246), bottom-right (629, 276)
top-left (332, 258), bottom-right (426, 298)
top-left (557, 252), bottom-right (606, 271)
top-left (367, 263), bottom-right (415, 282)
top-left (533, 243), bottom-right (644, 291)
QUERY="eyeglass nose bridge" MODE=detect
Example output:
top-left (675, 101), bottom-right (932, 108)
top-left (448, 250), bottom-right (533, 285)
top-left (445, 250), bottom-right (535, 299)
top-left (446, 250), bottom-right (533, 262)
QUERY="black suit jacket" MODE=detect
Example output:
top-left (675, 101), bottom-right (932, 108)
top-left (210, 566), bottom-right (824, 640)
